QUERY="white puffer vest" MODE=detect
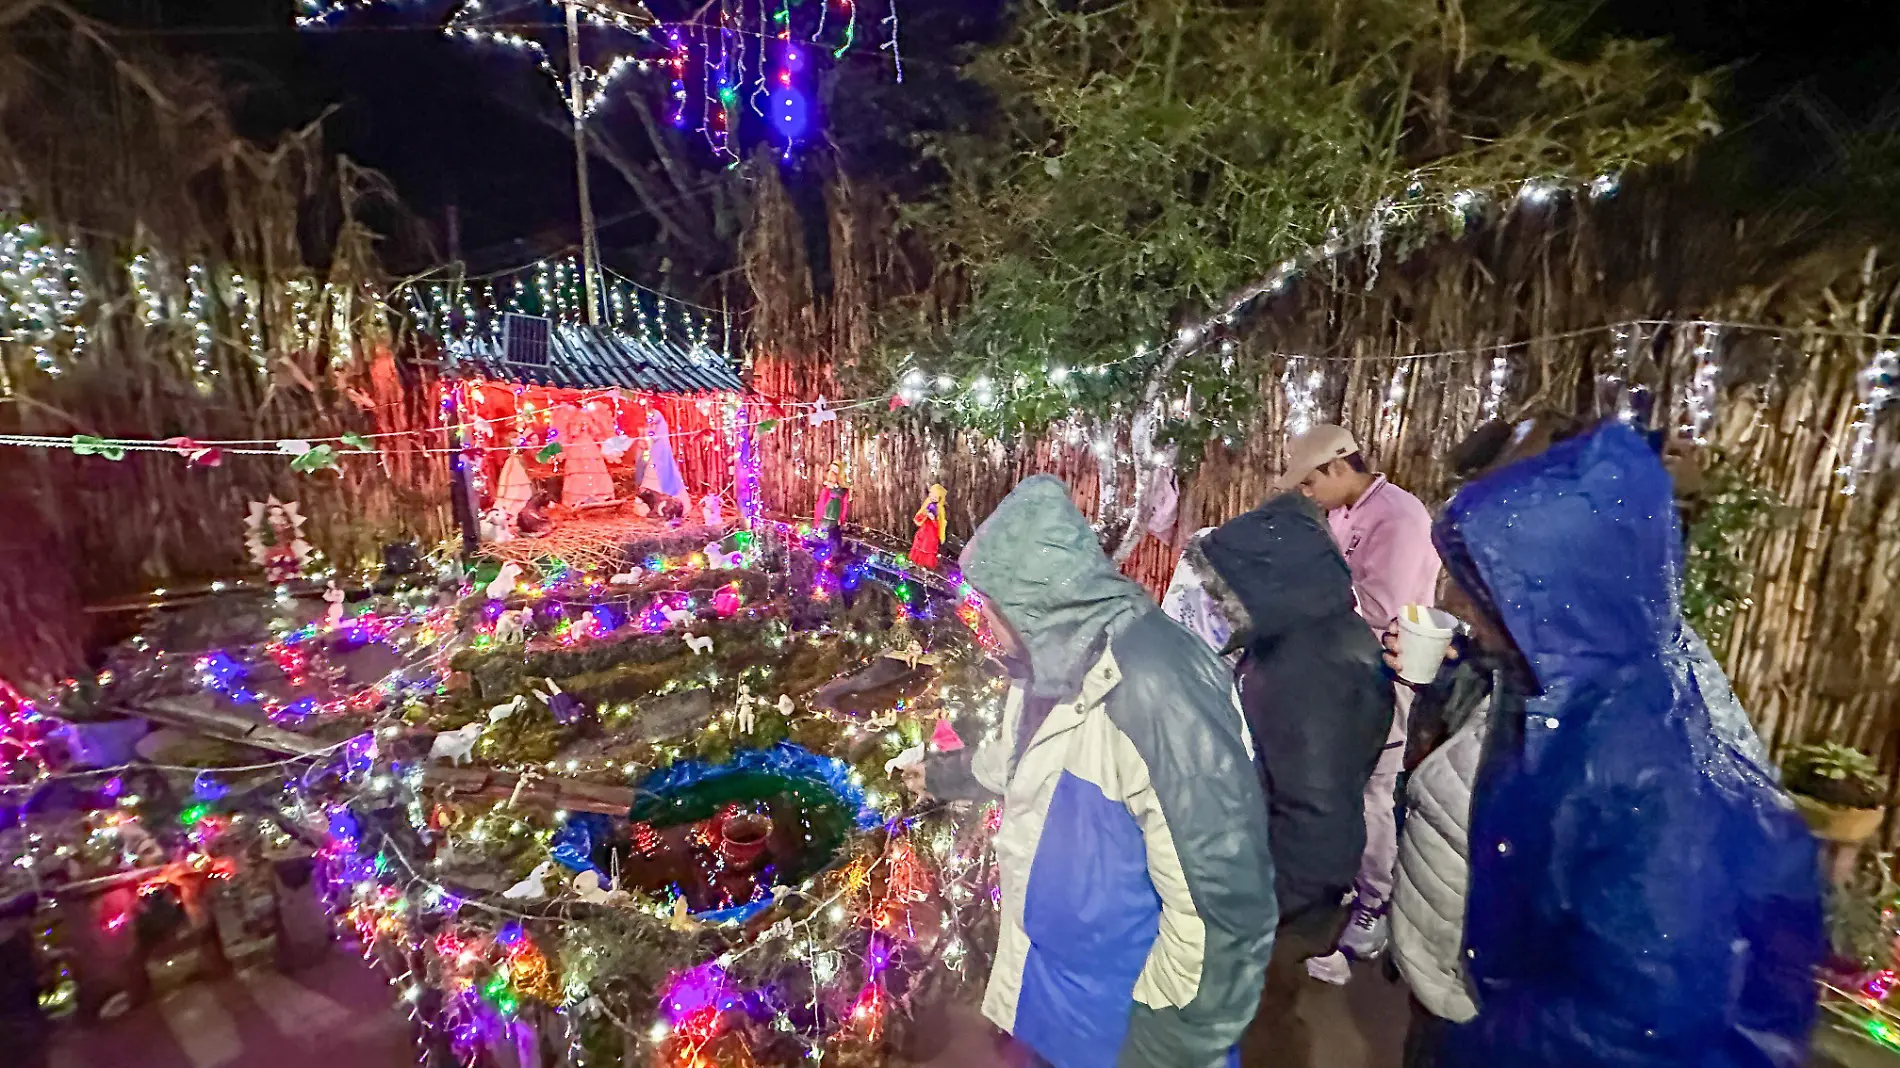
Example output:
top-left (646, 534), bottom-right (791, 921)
top-left (1390, 697), bottom-right (1490, 1023)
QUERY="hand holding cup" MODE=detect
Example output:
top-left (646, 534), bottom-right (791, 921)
top-left (1387, 605), bottom-right (1462, 684)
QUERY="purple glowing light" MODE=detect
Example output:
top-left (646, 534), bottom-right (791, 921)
top-left (659, 962), bottom-right (740, 1024)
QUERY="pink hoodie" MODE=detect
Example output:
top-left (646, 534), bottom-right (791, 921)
top-left (1327, 474), bottom-right (1441, 632)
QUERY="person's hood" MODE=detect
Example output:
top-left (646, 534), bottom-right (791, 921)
top-left (959, 475), bottom-right (1150, 701)
top-left (1434, 420), bottom-right (1680, 691)
top-left (1188, 492), bottom-right (1356, 649)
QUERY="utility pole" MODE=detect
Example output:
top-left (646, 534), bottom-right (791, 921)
top-left (566, 0), bottom-right (603, 326)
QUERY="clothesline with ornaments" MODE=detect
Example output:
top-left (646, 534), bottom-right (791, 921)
top-left (0, 395), bottom-right (886, 467)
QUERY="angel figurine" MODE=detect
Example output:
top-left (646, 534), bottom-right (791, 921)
top-left (909, 484), bottom-right (948, 569)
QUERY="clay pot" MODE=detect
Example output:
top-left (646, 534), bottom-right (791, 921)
top-left (1791, 792), bottom-right (1886, 843)
top-left (718, 813), bottom-right (773, 872)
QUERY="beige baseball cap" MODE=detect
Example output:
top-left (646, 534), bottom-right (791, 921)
top-left (1277, 423), bottom-right (1359, 491)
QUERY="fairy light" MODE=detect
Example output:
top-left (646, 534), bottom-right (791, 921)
top-left (1482, 353), bottom-right (1509, 422)
top-left (1604, 324), bottom-right (1635, 422)
top-left (1840, 349), bottom-right (1898, 496)
top-left (1282, 358), bottom-right (1320, 435)
top-left (186, 263), bottom-right (217, 389)
top-left (129, 253), bottom-right (163, 327)
top-left (1380, 365), bottom-right (1408, 436)
top-left (1683, 324), bottom-right (1722, 445)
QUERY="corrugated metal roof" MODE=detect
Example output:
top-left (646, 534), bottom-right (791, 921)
top-left (443, 321), bottom-right (744, 394)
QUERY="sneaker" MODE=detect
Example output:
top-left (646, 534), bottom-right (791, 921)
top-left (1338, 901), bottom-right (1390, 961)
top-left (1304, 950), bottom-right (1352, 986)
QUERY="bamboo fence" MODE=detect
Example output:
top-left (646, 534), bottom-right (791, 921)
top-left (741, 166), bottom-right (1900, 775)
top-left (0, 4), bottom-right (453, 686)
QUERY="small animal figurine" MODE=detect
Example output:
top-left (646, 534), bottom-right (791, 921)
top-left (609, 568), bottom-right (645, 585)
top-left (885, 745), bottom-right (926, 777)
top-left (429, 723), bottom-right (484, 765)
top-left (516, 491), bottom-right (554, 535)
top-left (684, 632), bottom-right (714, 655)
top-left (777, 694), bottom-right (794, 717)
top-left (323, 582), bottom-right (346, 629)
top-left (480, 508), bottom-right (515, 543)
top-left (486, 561), bottom-right (523, 600)
top-left (503, 860), bottom-right (554, 901)
top-left (487, 695), bottom-right (527, 724)
top-left (667, 895), bottom-right (699, 932)
top-left (662, 605), bottom-right (695, 627)
top-left (493, 607), bottom-right (534, 644)
top-left (572, 869), bottom-right (630, 907)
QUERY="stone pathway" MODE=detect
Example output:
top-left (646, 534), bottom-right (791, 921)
top-left (49, 951), bottom-right (412, 1068)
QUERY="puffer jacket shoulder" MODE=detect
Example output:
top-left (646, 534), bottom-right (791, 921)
top-left (1392, 698), bottom-right (1490, 1023)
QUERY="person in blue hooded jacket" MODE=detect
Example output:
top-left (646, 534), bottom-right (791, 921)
top-left (910, 475), bottom-right (1276, 1068)
top-left (1434, 420), bottom-right (1824, 1068)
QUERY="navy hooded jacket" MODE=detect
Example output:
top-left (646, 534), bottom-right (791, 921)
top-left (1438, 422), bottom-right (1824, 1068)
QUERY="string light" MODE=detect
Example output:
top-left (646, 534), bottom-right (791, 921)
top-left (1840, 349), bottom-right (1897, 496)
top-left (1482, 352), bottom-right (1509, 422)
top-left (1282, 358), bottom-right (1320, 435)
top-left (1683, 324), bottom-right (1722, 445)
top-left (1379, 365), bottom-right (1408, 437)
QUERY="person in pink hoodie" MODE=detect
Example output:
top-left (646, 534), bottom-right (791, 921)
top-left (1281, 423), bottom-right (1441, 985)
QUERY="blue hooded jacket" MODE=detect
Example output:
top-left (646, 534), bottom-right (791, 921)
top-left (924, 476), bottom-right (1275, 1068)
top-left (1437, 422), bottom-right (1824, 1068)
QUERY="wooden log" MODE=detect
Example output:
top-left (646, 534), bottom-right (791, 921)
top-left (125, 698), bottom-right (633, 817)
top-left (422, 765), bottom-right (634, 817)
top-left (130, 698), bottom-right (326, 757)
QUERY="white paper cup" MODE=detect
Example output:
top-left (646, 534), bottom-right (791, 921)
top-left (1395, 605), bottom-right (1459, 685)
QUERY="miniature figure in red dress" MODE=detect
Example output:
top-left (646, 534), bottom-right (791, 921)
top-left (909, 484), bottom-right (948, 569)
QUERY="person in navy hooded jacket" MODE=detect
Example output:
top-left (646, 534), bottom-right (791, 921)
top-left (1434, 419), bottom-right (1823, 1068)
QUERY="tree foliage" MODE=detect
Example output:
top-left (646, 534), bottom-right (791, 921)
top-left (885, 0), bottom-right (1719, 434)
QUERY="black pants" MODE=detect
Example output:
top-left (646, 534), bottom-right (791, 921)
top-left (1402, 994), bottom-right (1447, 1068)
top-left (1240, 905), bottom-right (1349, 1066)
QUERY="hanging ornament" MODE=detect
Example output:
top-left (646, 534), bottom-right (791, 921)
top-left (164, 436), bottom-right (223, 467)
top-left (69, 435), bottom-right (126, 460)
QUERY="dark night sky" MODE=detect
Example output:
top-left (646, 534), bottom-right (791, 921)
top-left (72, 0), bottom-right (1900, 276)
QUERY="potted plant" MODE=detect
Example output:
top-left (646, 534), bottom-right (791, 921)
top-left (1784, 742), bottom-right (1888, 843)
top-left (1819, 851), bottom-right (1900, 994)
